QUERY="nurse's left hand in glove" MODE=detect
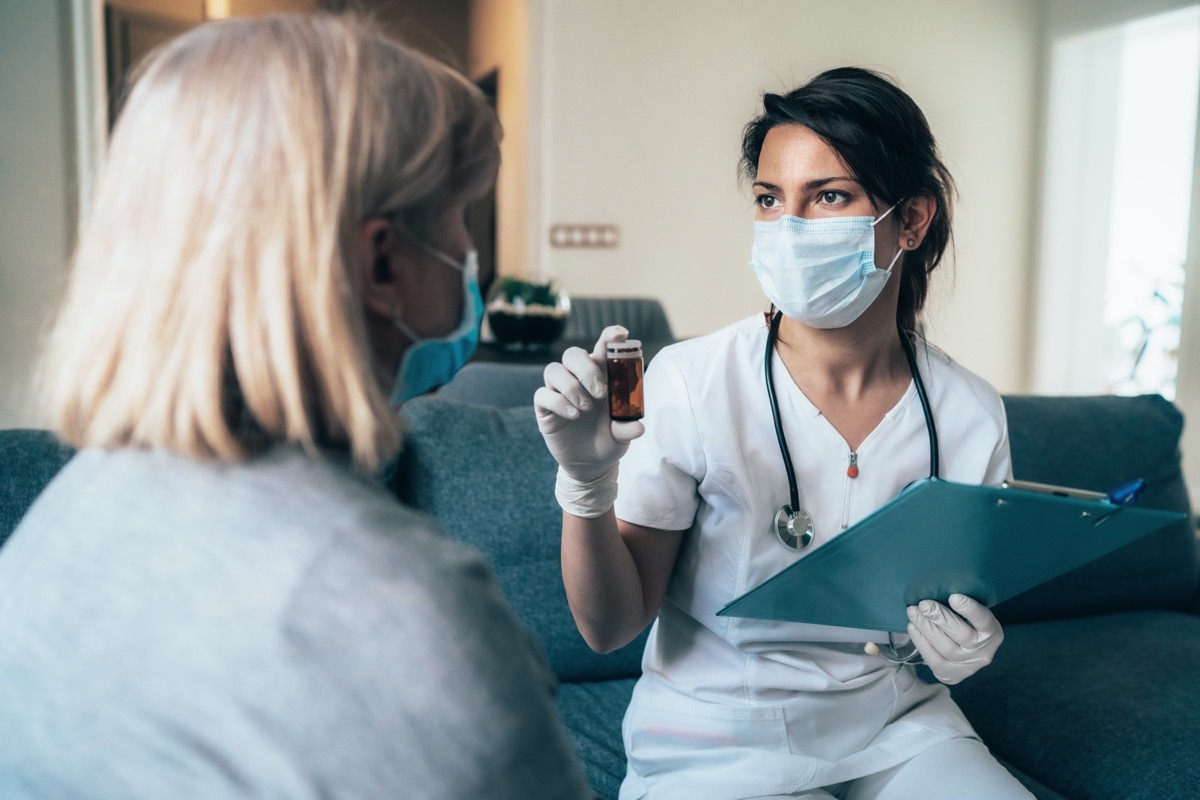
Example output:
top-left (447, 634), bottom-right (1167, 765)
top-left (535, 325), bottom-right (646, 518)
top-left (906, 594), bottom-right (1004, 685)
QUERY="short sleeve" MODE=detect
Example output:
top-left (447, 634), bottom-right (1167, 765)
top-left (614, 351), bottom-right (706, 531)
top-left (983, 395), bottom-right (1014, 486)
top-left (933, 346), bottom-right (1013, 489)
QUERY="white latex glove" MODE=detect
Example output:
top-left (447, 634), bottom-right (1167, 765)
top-left (906, 593), bottom-right (1004, 685)
top-left (534, 325), bottom-right (645, 516)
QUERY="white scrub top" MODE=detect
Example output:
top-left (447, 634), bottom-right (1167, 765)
top-left (613, 314), bottom-right (1012, 800)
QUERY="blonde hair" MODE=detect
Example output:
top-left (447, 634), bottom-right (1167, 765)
top-left (41, 13), bottom-right (499, 471)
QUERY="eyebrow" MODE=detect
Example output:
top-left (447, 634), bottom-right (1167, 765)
top-left (752, 177), bottom-right (862, 192)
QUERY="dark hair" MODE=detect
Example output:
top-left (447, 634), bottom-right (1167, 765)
top-left (740, 67), bottom-right (955, 332)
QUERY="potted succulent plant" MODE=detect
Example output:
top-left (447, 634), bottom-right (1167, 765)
top-left (486, 276), bottom-right (571, 347)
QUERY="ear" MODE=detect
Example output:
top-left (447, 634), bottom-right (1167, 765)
top-left (358, 218), bottom-right (402, 320)
top-left (898, 195), bottom-right (937, 251)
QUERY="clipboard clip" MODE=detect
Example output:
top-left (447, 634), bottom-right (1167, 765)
top-left (1106, 479), bottom-right (1147, 506)
top-left (1089, 479), bottom-right (1149, 527)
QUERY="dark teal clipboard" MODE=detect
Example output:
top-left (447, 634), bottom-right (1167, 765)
top-left (717, 477), bottom-right (1185, 633)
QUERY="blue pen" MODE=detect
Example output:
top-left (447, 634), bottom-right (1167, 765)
top-left (1107, 478), bottom-right (1147, 506)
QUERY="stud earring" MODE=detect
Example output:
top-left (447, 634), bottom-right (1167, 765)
top-left (906, 237), bottom-right (916, 248)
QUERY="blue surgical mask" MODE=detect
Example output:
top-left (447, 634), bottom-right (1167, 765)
top-left (389, 246), bottom-right (483, 404)
top-left (749, 202), bottom-right (903, 329)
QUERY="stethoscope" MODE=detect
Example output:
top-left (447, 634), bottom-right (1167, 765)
top-left (763, 310), bottom-right (940, 663)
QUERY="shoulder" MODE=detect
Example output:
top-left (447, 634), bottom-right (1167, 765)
top-left (246, 460), bottom-right (591, 799)
top-left (916, 341), bottom-right (1012, 481)
top-left (919, 340), bottom-right (1005, 414)
top-left (39, 445), bottom-right (479, 610)
top-left (649, 314), bottom-right (768, 390)
top-left (283, 486), bottom-right (591, 798)
top-left (917, 341), bottom-right (1008, 456)
top-left (271, 448), bottom-right (530, 671)
top-left (655, 313), bottom-right (768, 365)
top-left (12, 446), bottom-right (403, 547)
top-left (275, 449), bottom-right (499, 634)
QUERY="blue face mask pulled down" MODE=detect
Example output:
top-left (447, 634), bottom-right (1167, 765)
top-left (389, 247), bottom-right (483, 404)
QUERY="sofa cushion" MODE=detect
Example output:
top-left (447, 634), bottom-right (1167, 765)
top-left (996, 394), bottom-right (1197, 622)
top-left (395, 397), bottom-right (648, 683)
top-left (557, 678), bottom-right (636, 800)
top-left (0, 429), bottom-right (76, 547)
top-left (951, 610), bottom-right (1200, 800)
top-left (434, 363), bottom-right (547, 408)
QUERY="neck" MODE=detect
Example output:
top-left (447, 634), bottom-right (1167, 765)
top-left (773, 308), bottom-right (908, 402)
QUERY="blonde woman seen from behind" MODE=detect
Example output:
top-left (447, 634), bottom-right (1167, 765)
top-left (0, 14), bottom-right (590, 800)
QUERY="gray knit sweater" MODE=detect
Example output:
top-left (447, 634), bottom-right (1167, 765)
top-left (0, 445), bottom-right (590, 799)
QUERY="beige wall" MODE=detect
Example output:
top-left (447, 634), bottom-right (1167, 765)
top-left (536, 0), bottom-right (1042, 392)
top-left (0, 1), bottom-right (78, 428)
top-left (469, 0), bottom-right (538, 289)
top-left (108, 0), bottom-right (203, 21)
top-left (0, 1), bottom-right (1044, 431)
top-left (356, 0), bottom-right (470, 69)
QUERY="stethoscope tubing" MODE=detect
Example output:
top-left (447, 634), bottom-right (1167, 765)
top-left (765, 311), bottom-right (803, 514)
top-left (762, 312), bottom-right (940, 664)
top-left (900, 321), bottom-right (940, 479)
top-left (763, 311), bottom-right (941, 541)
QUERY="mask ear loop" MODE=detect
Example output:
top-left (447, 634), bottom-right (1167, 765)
top-left (882, 246), bottom-right (904, 273)
top-left (384, 214), bottom-right (474, 342)
top-left (870, 197), bottom-right (908, 274)
top-left (391, 302), bottom-right (420, 343)
top-left (413, 240), bottom-right (468, 273)
top-left (871, 199), bottom-right (903, 225)
top-left (386, 213), bottom-right (470, 274)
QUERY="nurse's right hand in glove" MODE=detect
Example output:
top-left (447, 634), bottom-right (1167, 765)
top-left (906, 593), bottom-right (1004, 685)
top-left (534, 325), bottom-right (645, 518)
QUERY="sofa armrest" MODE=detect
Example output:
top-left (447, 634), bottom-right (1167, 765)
top-left (1191, 534), bottom-right (1200, 615)
top-left (0, 429), bottom-right (76, 546)
top-left (996, 394), bottom-right (1197, 623)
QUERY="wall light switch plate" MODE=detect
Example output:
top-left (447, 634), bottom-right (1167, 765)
top-left (549, 224), bottom-right (620, 248)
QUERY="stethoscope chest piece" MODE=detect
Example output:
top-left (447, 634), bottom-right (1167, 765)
top-left (762, 311), bottom-right (940, 554)
top-left (774, 504), bottom-right (814, 550)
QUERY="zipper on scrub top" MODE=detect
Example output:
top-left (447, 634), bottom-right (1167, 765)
top-left (841, 451), bottom-right (857, 529)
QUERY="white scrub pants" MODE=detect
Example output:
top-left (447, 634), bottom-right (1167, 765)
top-left (753, 738), bottom-right (1035, 800)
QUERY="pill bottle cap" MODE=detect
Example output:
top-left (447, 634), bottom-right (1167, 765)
top-left (607, 339), bottom-right (642, 356)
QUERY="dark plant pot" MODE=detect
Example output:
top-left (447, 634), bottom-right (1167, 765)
top-left (488, 309), bottom-right (568, 347)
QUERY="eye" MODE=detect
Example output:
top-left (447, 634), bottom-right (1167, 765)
top-left (817, 190), bottom-right (851, 206)
top-left (754, 193), bottom-right (781, 210)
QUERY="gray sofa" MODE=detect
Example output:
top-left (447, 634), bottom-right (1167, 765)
top-left (3, 378), bottom-right (1199, 799)
top-left (421, 365), bottom-right (1200, 800)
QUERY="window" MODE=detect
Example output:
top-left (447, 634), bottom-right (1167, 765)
top-left (1033, 4), bottom-right (1200, 400)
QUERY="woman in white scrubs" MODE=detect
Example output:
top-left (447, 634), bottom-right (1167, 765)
top-left (535, 68), bottom-right (1033, 799)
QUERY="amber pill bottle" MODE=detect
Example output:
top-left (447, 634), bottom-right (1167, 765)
top-left (606, 339), bottom-right (645, 421)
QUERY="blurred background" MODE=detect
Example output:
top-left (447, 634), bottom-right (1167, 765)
top-left (4, 0), bottom-right (1200, 494)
